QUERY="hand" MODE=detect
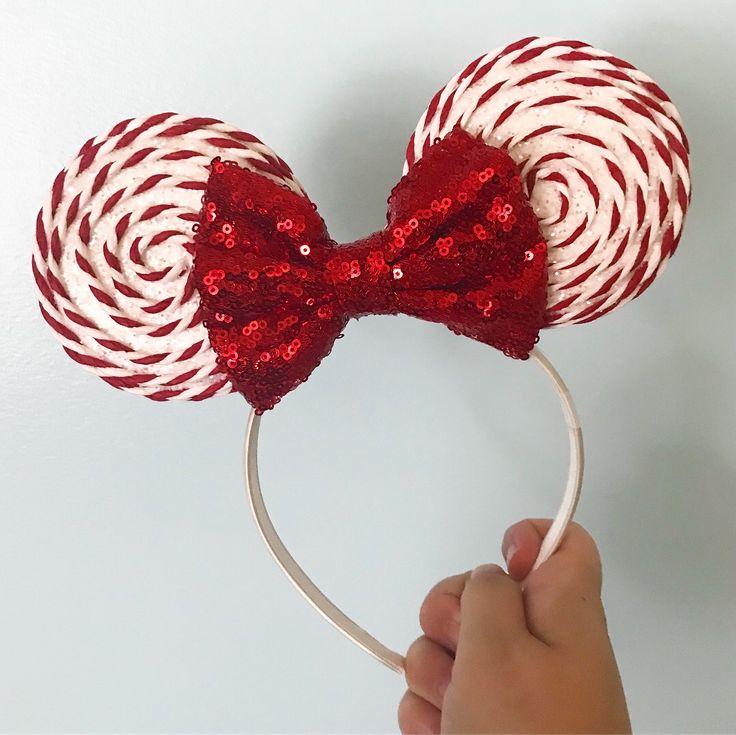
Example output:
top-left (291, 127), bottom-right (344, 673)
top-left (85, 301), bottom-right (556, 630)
top-left (398, 519), bottom-right (631, 734)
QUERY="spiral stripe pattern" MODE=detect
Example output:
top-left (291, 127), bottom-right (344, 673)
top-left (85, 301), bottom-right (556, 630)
top-left (406, 36), bottom-right (691, 326)
top-left (33, 113), bottom-right (303, 399)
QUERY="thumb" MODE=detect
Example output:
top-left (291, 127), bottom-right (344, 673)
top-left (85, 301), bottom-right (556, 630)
top-left (454, 563), bottom-right (533, 671)
top-left (503, 519), bottom-right (606, 647)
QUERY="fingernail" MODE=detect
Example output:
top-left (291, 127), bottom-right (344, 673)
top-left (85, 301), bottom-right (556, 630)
top-left (470, 563), bottom-right (504, 578)
top-left (504, 543), bottom-right (518, 569)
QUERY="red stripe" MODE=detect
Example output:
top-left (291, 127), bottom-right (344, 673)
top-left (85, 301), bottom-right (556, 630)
top-left (632, 228), bottom-right (650, 271)
top-left (65, 192), bottom-right (81, 227)
top-left (519, 125), bottom-right (561, 143)
top-left (552, 193), bottom-right (569, 225)
top-left (101, 188), bottom-right (125, 216)
top-left (103, 242), bottom-right (122, 271)
top-left (589, 271), bottom-right (621, 300)
top-left (664, 127), bottom-right (689, 166)
top-left (46, 269), bottom-right (68, 298)
top-left (620, 97), bottom-right (655, 123)
top-left (101, 374), bottom-right (156, 389)
top-left (64, 308), bottom-right (96, 329)
top-left (51, 229), bottom-right (62, 262)
top-left (138, 269), bottom-right (169, 282)
top-left (676, 179), bottom-right (688, 214)
top-left (517, 69), bottom-right (559, 86)
top-left (405, 131), bottom-right (417, 167)
top-left (32, 259), bottom-right (53, 302)
top-left (605, 159), bottom-right (626, 191)
top-left (36, 211), bottom-right (49, 259)
top-left (456, 54), bottom-right (485, 83)
top-left (624, 137), bottom-right (649, 175)
top-left (565, 133), bottom-right (606, 148)
top-left (142, 296), bottom-right (174, 313)
top-left (660, 224), bottom-right (678, 258)
top-left (76, 138), bottom-right (102, 173)
top-left (89, 284), bottom-right (117, 308)
top-left (132, 353), bottom-right (167, 365)
top-left (577, 170), bottom-right (599, 207)
top-left (112, 279), bottom-right (143, 298)
top-left (494, 100), bottom-right (522, 129)
top-left (190, 379), bottom-right (230, 400)
top-left (229, 130), bottom-right (264, 145)
top-left (651, 135), bottom-right (673, 169)
top-left (162, 368), bottom-right (199, 386)
top-left (140, 204), bottom-right (174, 220)
top-left (40, 304), bottom-right (80, 343)
top-left (109, 118), bottom-right (134, 136)
top-left (565, 76), bottom-right (612, 87)
top-left (476, 80), bottom-right (505, 109)
top-left (64, 346), bottom-right (114, 368)
top-left (130, 238), bottom-right (142, 265)
top-left (91, 162), bottom-right (113, 196)
top-left (658, 182), bottom-right (670, 222)
top-left (95, 338), bottom-right (129, 352)
top-left (148, 230), bottom-right (180, 246)
top-left (121, 147), bottom-right (157, 169)
top-left (556, 217), bottom-right (589, 248)
top-left (51, 170), bottom-right (66, 211)
top-left (204, 137), bottom-right (248, 150)
top-left (75, 250), bottom-right (95, 276)
top-left (161, 150), bottom-right (201, 161)
top-left (636, 187), bottom-right (646, 228)
top-left (147, 320), bottom-right (180, 337)
top-left (113, 113), bottom-right (176, 150)
top-left (111, 314), bottom-right (143, 327)
top-left (133, 174), bottom-right (169, 195)
top-left (186, 310), bottom-right (203, 328)
top-left (179, 340), bottom-right (204, 361)
top-left (78, 212), bottom-right (92, 245)
top-left (584, 106), bottom-right (626, 125)
top-left (147, 388), bottom-right (185, 400)
top-left (530, 95), bottom-right (577, 107)
top-left (608, 202), bottom-right (621, 240)
top-left (608, 232), bottom-right (630, 268)
top-left (115, 212), bottom-right (132, 242)
top-left (561, 239), bottom-right (598, 270)
top-left (564, 265), bottom-right (598, 289)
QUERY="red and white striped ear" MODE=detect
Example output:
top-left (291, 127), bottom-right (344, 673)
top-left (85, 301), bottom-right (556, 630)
top-left (406, 36), bottom-right (691, 326)
top-left (33, 113), bottom-right (303, 400)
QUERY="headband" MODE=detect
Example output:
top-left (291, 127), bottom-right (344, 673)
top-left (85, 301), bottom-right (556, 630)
top-left (33, 36), bottom-right (691, 673)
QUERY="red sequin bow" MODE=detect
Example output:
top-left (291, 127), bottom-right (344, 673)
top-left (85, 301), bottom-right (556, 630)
top-left (193, 127), bottom-right (548, 412)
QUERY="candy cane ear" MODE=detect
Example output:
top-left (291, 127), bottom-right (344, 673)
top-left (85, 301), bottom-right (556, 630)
top-left (33, 113), bottom-right (303, 399)
top-left (407, 36), bottom-right (691, 326)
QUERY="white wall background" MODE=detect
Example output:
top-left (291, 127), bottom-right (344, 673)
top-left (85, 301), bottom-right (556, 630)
top-left (1, 1), bottom-right (734, 732)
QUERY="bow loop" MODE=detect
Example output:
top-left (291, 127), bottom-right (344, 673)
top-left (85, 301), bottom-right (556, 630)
top-left (193, 128), bottom-right (548, 412)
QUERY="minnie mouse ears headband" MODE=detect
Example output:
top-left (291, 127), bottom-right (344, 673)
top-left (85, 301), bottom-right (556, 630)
top-left (34, 36), bottom-right (691, 673)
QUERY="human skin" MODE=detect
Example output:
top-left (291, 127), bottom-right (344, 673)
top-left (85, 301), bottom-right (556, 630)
top-left (397, 519), bottom-right (632, 734)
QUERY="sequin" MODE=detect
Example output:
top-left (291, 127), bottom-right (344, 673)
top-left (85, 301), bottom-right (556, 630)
top-left (193, 127), bottom-right (547, 413)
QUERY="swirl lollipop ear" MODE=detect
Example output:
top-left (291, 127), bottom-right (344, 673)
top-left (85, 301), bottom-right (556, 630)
top-left (33, 113), bottom-right (303, 399)
top-left (406, 36), bottom-right (691, 326)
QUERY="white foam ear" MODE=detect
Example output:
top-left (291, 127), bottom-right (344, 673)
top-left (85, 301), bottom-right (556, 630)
top-left (406, 36), bottom-right (691, 326)
top-left (33, 113), bottom-right (303, 400)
